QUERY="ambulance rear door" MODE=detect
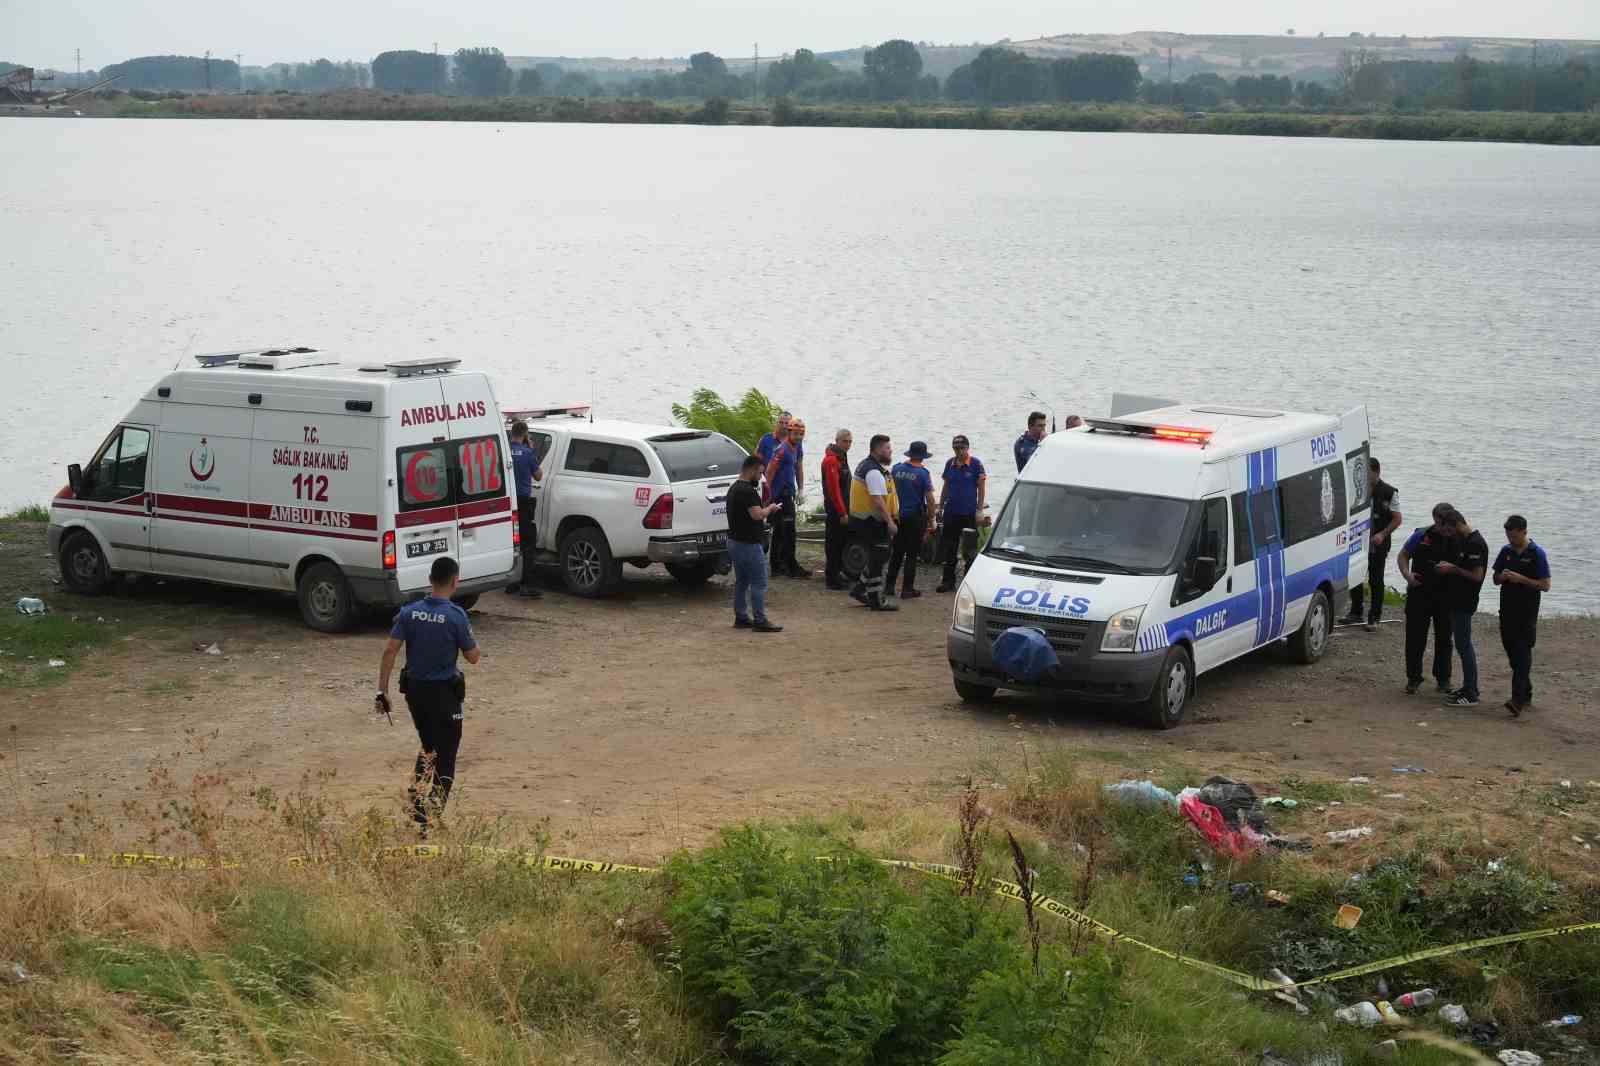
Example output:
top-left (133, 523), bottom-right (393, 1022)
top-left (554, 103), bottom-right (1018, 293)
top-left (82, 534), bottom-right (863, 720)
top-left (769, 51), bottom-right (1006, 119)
top-left (390, 377), bottom-right (458, 595)
top-left (441, 373), bottom-right (514, 583)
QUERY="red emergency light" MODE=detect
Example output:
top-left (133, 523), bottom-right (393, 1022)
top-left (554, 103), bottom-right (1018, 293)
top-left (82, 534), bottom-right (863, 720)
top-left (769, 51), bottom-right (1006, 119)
top-left (1151, 425), bottom-right (1213, 444)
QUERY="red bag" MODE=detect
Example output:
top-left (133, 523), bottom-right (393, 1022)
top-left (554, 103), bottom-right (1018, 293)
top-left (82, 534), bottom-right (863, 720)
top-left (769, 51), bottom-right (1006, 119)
top-left (1180, 794), bottom-right (1264, 859)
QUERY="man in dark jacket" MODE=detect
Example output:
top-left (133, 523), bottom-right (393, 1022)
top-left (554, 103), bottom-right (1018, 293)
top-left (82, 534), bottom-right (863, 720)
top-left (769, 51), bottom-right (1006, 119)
top-left (821, 429), bottom-right (852, 590)
top-left (1396, 502), bottom-right (1459, 696)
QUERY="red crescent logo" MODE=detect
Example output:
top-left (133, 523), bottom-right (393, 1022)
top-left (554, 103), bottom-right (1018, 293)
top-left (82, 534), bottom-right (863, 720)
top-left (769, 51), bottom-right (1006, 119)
top-left (189, 439), bottom-right (215, 482)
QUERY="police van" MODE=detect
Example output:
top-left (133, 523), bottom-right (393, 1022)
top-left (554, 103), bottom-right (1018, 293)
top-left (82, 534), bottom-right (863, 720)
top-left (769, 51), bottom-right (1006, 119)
top-left (47, 348), bottom-right (518, 631)
top-left (948, 394), bottom-right (1373, 729)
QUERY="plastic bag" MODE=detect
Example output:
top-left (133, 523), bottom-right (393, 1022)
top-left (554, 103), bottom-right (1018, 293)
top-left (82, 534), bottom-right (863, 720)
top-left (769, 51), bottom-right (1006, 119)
top-left (991, 626), bottom-right (1059, 684)
top-left (1180, 793), bottom-right (1266, 858)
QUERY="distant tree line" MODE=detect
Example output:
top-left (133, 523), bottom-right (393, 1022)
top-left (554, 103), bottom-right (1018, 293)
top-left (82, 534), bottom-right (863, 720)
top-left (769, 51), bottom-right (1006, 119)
top-left (250, 59), bottom-right (367, 92)
top-left (944, 49), bottom-right (1142, 104)
top-left (99, 55), bottom-right (241, 91)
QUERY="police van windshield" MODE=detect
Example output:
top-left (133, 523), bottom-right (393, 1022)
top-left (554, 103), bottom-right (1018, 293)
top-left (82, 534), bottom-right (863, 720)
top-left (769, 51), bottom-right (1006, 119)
top-left (986, 482), bottom-right (1191, 575)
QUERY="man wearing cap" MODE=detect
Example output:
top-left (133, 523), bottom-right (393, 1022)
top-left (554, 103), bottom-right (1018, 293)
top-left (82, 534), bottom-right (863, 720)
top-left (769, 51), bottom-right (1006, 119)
top-left (764, 418), bottom-right (808, 578)
top-left (888, 441), bottom-right (936, 599)
top-left (1492, 515), bottom-right (1552, 717)
top-left (821, 429), bottom-right (853, 590)
top-left (1014, 412), bottom-right (1048, 472)
top-left (936, 435), bottom-right (987, 594)
top-left (849, 434), bottom-right (900, 612)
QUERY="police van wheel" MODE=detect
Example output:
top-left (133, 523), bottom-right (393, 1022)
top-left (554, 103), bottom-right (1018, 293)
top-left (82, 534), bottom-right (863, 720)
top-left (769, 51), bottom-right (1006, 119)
top-left (59, 530), bottom-right (112, 595)
top-left (953, 678), bottom-right (998, 705)
top-left (452, 594), bottom-right (480, 611)
top-left (560, 526), bottom-right (620, 598)
top-left (1144, 647), bottom-right (1191, 730)
top-left (666, 561), bottom-right (717, 587)
top-left (297, 561), bottom-right (357, 633)
top-left (1289, 589), bottom-right (1332, 665)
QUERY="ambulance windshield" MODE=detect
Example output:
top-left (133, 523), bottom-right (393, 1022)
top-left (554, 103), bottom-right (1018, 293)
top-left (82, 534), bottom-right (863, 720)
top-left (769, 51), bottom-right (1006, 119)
top-left (987, 482), bottom-right (1190, 575)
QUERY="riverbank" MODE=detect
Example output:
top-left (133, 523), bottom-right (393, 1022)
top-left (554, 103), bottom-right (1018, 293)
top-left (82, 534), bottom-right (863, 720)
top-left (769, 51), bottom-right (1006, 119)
top-left (34, 88), bottom-right (1600, 146)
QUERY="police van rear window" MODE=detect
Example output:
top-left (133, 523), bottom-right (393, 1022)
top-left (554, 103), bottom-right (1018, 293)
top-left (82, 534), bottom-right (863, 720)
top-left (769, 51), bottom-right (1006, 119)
top-left (397, 436), bottom-right (506, 512)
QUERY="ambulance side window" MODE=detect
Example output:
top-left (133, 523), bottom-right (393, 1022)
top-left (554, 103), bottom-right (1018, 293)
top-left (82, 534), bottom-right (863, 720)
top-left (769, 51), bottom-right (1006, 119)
top-left (84, 426), bottom-right (151, 501)
top-left (397, 444), bottom-right (450, 511)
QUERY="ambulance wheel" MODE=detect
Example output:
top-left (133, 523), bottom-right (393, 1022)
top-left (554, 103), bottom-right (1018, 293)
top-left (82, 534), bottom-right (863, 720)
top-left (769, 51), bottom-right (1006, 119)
top-left (297, 561), bottom-right (357, 633)
top-left (59, 530), bottom-right (111, 595)
top-left (560, 526), bottom-right (620, 598)
top-left (666, 561), bottom-right (717, 587)
top-left (1289, 589), bottom-right (1332, 664)
top-left (953, 678), bottom-right (997, 704)
top-left (1143, 646), bottom-right (1192, 730)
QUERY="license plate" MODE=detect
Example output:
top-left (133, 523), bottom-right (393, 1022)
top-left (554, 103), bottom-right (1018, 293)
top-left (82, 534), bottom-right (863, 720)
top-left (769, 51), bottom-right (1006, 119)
top-left (405, 537), bottom-right (449, 559)
top-left (698, 532), bottom-right (726, 547)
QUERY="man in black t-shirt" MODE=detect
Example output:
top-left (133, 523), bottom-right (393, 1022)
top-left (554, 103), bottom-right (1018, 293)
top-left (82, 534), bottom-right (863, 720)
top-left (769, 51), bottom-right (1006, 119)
top-left (727, 455), bottom-right (784, 633)
top-left (1492, 514), bottom-right (1552, 716)
top-left (1396, 502), bottom-right (1459, 695)
top-left (1434, 509), bottom-right (1488, 707)
top-left (1344, 457), bottom-right (1403, 629)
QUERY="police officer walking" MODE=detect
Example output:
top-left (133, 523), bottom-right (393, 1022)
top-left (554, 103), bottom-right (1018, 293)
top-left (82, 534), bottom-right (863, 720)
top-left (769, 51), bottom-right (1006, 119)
top-left (1396, 503), bottom-right (1458, 696)
top-left (936, 435), bottom-right (987, 594)
top-left (1343, 457), bottom-right (1400, 629)
top-left (887, 441), bottom-right (936, 599)
top-left (1492, 515), bottom-right (1552, 717)
top-left (505, 420), bottom-right (543, 598)
top-left (377, 556), bottom-right (482, 833)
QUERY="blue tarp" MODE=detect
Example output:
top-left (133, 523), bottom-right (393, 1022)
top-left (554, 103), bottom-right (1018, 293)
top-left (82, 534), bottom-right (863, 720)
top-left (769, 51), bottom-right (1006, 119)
top-left (991, 626), bottom-right (1059, 683)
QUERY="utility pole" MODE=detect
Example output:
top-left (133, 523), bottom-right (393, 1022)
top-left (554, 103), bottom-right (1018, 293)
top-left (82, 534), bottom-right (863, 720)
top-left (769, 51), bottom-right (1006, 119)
top-left (236, 53), bottom-right (244, 93)
top-left (1167, 46), bottom-right (1174, 107)
top-left (204, 49), bottom-right (212, 91)
top-left (75, 47), bottom-right (81, 88)
top-left (1529, 40), bottom-right (1537, 112)
top-left (433, 41), bottom-right (441, 93)
top-left (753, 42), bottom-right (759, 104)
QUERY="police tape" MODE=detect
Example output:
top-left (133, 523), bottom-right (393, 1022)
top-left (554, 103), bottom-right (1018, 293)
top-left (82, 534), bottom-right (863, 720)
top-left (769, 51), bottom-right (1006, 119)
top-left (49, 848), bottom-right (1599, 992)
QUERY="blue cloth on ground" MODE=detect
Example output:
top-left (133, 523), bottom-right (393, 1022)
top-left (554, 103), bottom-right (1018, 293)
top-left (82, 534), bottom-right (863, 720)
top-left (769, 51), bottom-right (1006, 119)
top-left (991, 625), bottom-right (1058, 683)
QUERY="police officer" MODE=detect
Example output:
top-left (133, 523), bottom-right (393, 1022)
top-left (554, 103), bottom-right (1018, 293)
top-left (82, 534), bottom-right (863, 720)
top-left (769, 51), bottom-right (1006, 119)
top-left (1492, 514), bottom-right (1552, 717)
top-left (936, 435), bottom-right (987, 593)
top-left (378, 556), bottom-right (481, 832)
top-left (1343, 457), bottom-right (1401, 630)
top-left (505, 420), bottom-right (543, 598)
top-left (1396, 502), bottom-right (1457, 696)
top-left (887, 441), bottom-right (936, 599)
top-left (1014, 412), bottom-right (1047, 472)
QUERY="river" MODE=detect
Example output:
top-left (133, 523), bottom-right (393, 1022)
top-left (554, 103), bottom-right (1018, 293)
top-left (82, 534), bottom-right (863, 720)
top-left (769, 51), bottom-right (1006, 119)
top-left (3, 118), bottom-right (1597, 611)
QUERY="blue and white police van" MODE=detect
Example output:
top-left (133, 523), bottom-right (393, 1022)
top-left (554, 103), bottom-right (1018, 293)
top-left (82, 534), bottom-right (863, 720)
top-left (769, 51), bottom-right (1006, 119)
top-left (947, 394), bottom-right (1373, 729)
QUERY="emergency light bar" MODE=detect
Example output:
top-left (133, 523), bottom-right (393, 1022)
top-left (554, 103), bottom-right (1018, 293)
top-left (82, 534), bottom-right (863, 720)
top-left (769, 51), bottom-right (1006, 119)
top-left (504, 404), bottom-right (592, 422)
top-left (384, 357), bottom-right (461, 377)
top-left (1084, 417), bottom-right (1213, 445)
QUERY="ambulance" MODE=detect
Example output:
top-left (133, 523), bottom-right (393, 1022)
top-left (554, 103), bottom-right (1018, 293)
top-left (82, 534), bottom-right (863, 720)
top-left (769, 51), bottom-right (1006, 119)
top-left (47, 348), bottom-right (518, 631)
top-left (948, 394), bottom-right (1373, 729)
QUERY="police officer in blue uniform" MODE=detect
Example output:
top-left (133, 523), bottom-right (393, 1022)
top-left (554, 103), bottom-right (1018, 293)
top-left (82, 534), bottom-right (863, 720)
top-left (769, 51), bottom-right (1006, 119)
top-left (378, 556), bottom-right (482, 831)
top-left (505, 420), bottom-right (543, 598)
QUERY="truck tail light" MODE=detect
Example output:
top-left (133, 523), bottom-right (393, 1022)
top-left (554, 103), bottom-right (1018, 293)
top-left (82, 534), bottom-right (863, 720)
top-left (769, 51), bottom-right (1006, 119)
top-left (642, 494), bottom-right (673, 530)
top-left (382, 530), bottom-right (396, 570)
top-left (511, 518), bottom-right (521, 547)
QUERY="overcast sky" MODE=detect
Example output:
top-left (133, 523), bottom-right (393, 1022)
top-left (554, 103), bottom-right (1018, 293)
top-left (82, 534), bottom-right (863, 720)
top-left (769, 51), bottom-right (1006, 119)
top-left (7, 0), bottom-right (1597, 70)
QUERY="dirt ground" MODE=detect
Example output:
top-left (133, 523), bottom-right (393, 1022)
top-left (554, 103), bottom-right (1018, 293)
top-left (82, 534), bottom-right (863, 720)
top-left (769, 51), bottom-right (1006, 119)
top-left (3, 520), bottom-right (1598, 864)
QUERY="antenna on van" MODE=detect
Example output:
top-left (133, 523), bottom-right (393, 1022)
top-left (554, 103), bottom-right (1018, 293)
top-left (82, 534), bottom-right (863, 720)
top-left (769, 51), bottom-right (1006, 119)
top-left (588, 369), bottom-right (596, 423)
top-left (174, 327), bottom-right (199, 371)
top-left (1024, 389), bottom-right (1056, 433)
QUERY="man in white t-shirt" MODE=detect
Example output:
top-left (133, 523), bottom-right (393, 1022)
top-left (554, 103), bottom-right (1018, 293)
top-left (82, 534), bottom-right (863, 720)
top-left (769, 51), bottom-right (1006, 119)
top-left (847, 434), bottom-right (900, 612)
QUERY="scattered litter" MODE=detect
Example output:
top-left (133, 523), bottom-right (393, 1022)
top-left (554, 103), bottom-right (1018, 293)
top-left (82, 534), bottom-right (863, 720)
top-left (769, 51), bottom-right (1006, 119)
top-left (1305, 1053), bottom-right (1345, 1066)
top-left (1395, 988), bottom-right (1436, 1009)
top-left (1372, 1039), bottom-right (1398, 1059)
top-left (1, 961), bottom-right (31, 984)
top-left (1440, 1004), bottom-right (1470, 1027)
top-left (1263, 796), bottom-right (1299, 809)
top-left (1417, 722), bottom-right (1428, 728)
top-left (14, 597), bottom-right (45, 615)
top-left (1572, 836), bottom-right (1587, 845)
top-left (1542, 1015), bottom-right (1583, 1028)
top-left (1103, 780), bottom-right (1178, 809)
top-left (1230, 882), bottom-right (1256, 902)
top-left (1181, 872), bottom-right (1201, 889)
top-left (1469, 1022), bottom-right (1502, 1046)
top-left (1375, 1000), bottom-right (1401, 1024)
top-left (1326, 827), bottom-right (1373, 843)
top-left (1392, 765), bottom-right (1429, 774)
top-left (1260, 1051), bottom-right (1295, 1066)
top-left (1381, 793), bottom-right (1406, 800)
top-left (1487, 859), bottom-right (1506, 873)
top-left (1376, 976), bottom-right (1389, 999)
top-left (1347, 776), bottom-right (1372, 784)
top-left (193, 640), bottom-right (223, 655)
top-left (47, 659), bottom-right (66, 668)
top-left (1559, 780), bottom-right (1572, 789)
top-left (1496, 1051), bottom-right (1543, 1066)
top-left (1266, 889), bottom-right (1292, 905)
top-left (1334, 1001), bottom-right (1382, 1027)
top-left (1333, 904), bottom-right (1364, 930)
top-left (1267, 968), bottom-right (1296, 989)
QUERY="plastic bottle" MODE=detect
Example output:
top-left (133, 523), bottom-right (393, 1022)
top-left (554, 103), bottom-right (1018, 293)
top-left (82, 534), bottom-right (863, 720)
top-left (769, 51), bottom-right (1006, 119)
top-left (1376, 1000), bottom-right (1402, 1024)
top-left (1542, 1015), bottom-right (1583, 1028)
top-left (1397, 989), bottom-right (1437, 1009)
top-left (1334, 1002), bottom-right (1383, 1027)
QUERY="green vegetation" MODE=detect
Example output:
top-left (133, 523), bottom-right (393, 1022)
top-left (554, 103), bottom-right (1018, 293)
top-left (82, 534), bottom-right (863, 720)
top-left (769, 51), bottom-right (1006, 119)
top-left (4, 503), bottom-right (48, 522)
top-left (0, 612), bottom-right (115, 688)
top-left (671, 387), bottom-right (783, 454)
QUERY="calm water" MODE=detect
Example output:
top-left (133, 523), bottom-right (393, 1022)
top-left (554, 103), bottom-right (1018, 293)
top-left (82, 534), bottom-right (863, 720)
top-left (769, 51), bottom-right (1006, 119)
top-left (3, 119), bottom-right (1597, 611)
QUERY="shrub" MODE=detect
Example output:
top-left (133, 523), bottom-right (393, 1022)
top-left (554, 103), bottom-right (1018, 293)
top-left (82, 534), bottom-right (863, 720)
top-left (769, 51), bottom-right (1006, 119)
top-left (670, 387), bottom-right (783, 454)
top-left (938, 951), bottom-right (1119, 1066)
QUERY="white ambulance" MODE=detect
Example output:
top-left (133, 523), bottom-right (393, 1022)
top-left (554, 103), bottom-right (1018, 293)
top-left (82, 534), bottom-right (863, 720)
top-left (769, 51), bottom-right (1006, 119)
top-left (47, 348), bottom-right (519, 631)
top-left (948, 394), bottom-right (1373, 729)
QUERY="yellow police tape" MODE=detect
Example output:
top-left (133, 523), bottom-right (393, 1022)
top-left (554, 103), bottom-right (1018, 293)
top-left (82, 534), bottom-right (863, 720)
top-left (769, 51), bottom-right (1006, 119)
top-left (54, 848), bottom-right (1599, 993)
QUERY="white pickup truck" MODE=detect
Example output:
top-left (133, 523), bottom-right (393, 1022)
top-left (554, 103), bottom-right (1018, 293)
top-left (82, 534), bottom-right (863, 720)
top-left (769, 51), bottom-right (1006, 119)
top-left (509, 406), bottom-right (742, 596)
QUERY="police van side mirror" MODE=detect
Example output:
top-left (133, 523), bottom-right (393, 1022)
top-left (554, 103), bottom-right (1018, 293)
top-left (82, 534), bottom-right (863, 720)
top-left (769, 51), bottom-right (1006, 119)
top-left (1187, 556), bottom-right (1219, 592)
top-left (68, 463), bottom-right (84, 495)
